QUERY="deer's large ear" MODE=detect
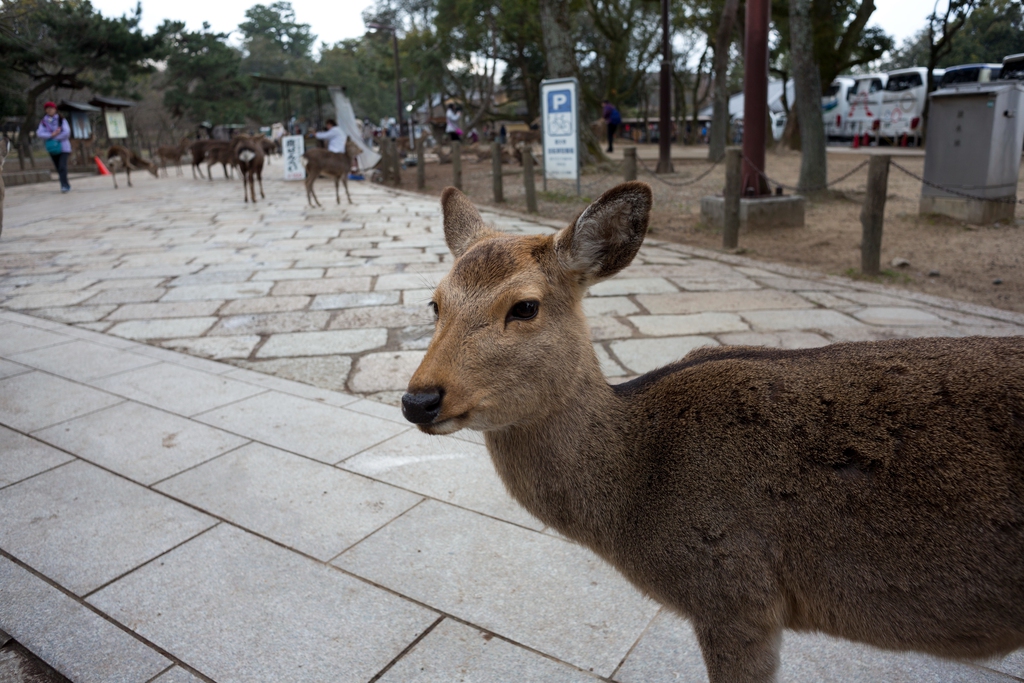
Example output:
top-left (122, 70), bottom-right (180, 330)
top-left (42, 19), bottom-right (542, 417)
top-left (555, 181), bottom-right (651, 285)
top-left (442, 187), bottom-right (490, 258)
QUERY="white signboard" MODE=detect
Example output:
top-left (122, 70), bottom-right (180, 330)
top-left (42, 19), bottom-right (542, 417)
top-left (540, 78), bottom-right (580, 184)
top-left (104, 111), bottom-right (128, 139)
top-left (282, 134), bottom-right (306, 180)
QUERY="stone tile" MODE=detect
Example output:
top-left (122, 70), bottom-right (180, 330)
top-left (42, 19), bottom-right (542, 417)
top-left (35, 402), bottom-right (248, 485)
top-left (257, 329), bottom-right (387, 357)
top-left (160, 282), bottom-right (273, 301)
top-left (741, 309), bottom-right (865, 332)
top-left (0, 556), bottom-right (170, 683)
top-left (92, 363), bottom-right (264, 417)
top-left (614, 610), bottom-right (1019, 683)
top-left (671, 277), bottom-right (761, 291)
top-left (378, 618), bottom-right (598, 683)
top-left (349, 351), bottom-right (425, 392)
top-left (0, 460), bottom-right (214, 595)
top-left (207, 311), bottom-right (329, 336)
top-left (588, 278), bottom-right (677, 296)
top-left (87, 277), bottom-right (167, 291)
top-left (83, 288), bottom-right (167, 305)
top-left (195, 391), bottom-right (408, 463)
top-left (108, 317), bottom-right (217, 340)
top-left (151, 667), bottom-right (205, 683)
top-left (0, 425), bottom-right (74, 489)
top-left (582, 296), bottom-right (640, 317)
top-left (335, 501), bottom-right (659, 676)
top-left (327, 304), bottom-right (435, 330)
top-left (32, 305), bottom-right (117, 323)
top-left (401, 288), bottom-right (435, 306)
top-left (157, 442), bottom-right (422, 560)
top-left (986, 651), bottom-right (1024, 678)
top-left (166, 271), bottom-right (253, 288)
top-left (344, 398), bottom-right (406, 423)
top-left (594, 344), bottom-right (627, 377)
top-left (9, 339), bottom-right (156, 381)
top-left (342, 429), bottom-right (541, 529)
top-left (630, 313), bottom-right (748, 337)
top-left (0, 372), bottom-right (122, 432)
top-left (717, 331), bottom-right (830, 349)
top-left (311, 291), bottom-right (400, 310)
top-left (0, 323), bottom-right (70, 356)
top-left (586, 315), bottom-right (634, 341)
top-left (2, 290), bottom-right (97, 309)
top-left (397, 324), bottom-right (435, 350)
top-left (250, 268), bottom-right (325, 280)
top-left (105, 301), bottom-right (224, 321)
top-left (637, 290), bottom-right (813, 315)
top-left (161, 335), bottom-right (261, 359)
top-left (852, 307), bottom-right (947, 326)
top-left (608, 336), bottom-right (719, 375)
top-left (219, 296), bottom-right (311, 315)
top-left (89, 524), bottom-right (438, 683)
top-left (374, 272), bottom-right (448, 291)
top-left (271, 277), bottom-right (372, 296)
top-left (0, 358), bottom-right (30, 379)
top-left (232, 356), bottom-right (354, 392)
top-left (749, 275), bottom-right (846, 292)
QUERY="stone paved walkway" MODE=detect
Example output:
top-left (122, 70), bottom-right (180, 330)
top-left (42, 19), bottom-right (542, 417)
top-left (1, 173), bottom-right (1023, 682)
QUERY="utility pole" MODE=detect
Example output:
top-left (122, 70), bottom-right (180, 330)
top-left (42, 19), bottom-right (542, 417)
top-left (369, 23), bottom-right (406, 148)
top-left (740, 0), bottom-right (770, 196)
top-left (656, 0), bottom-right (674, 173)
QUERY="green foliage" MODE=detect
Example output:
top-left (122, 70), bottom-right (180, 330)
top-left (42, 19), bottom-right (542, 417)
top-left (315, 39), bottom-right (396, 122)
top-left (887, 0), bottom-right (1024, 69)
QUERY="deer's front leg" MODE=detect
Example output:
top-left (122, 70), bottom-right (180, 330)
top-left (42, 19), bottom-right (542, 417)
top-left (693, 615), bottom-right (782, 683)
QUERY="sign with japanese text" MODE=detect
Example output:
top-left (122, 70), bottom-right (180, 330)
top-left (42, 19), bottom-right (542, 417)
top-left (540, 78), bottom-right (580, 182)
top-left (104, 111), bottom-right (127, 139)
top-left (282, 135), bottom-right (306, 180)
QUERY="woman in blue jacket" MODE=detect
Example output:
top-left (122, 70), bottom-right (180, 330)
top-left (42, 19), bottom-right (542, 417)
top-left (36, 102), bottom-right (71, 193)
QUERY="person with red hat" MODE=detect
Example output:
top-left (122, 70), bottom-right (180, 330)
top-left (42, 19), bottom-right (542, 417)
top-left (36, 102), bottom-right (71, 193)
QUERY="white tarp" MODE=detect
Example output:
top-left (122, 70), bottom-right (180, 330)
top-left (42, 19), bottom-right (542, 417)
top-left (329, 86), bottom-right (381, 170)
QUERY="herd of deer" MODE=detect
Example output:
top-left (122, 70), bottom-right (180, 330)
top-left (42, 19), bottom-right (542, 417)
top-left (104, 133), bottom-right (356, 206)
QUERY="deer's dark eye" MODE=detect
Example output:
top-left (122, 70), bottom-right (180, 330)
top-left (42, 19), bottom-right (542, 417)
top-left (507, 300), bottom-right (539, 322)
top-left (429, 301), bottom-right (439, 319)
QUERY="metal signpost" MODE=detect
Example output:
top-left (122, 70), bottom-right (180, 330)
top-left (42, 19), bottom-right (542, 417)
top-left (540, 77), bottom-right (580, 196)
top-left (282, 134), bottom-right (306, 181)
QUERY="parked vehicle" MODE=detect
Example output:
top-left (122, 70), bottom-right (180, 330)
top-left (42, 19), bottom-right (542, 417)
top-left (877, 67), bottom-right (944, 146)
top-left (822, 77), bottom-right (855, 140)
top-left (845, 73), bottom-right (888, 139)
top-left (999, 53), bottom-right (1024, 80)
top-left (939, 64), bottom-right (1002, 87)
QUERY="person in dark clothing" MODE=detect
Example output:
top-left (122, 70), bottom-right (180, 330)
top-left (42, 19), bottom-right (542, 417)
top-left (36, 102), bottom-right (71, 193)
top-left (602, 100), bottom-right (621, 153)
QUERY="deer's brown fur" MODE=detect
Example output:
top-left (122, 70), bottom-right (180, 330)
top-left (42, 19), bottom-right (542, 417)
top-left (302, 141), bottom-right (359, 206)
top-left (232, 135), bottom-right (265, 204)
top-left (106, 145), bottom-right (158, 189)
top-left (405, 182), bottom-right (1024, 683)
top-left (155, 137), bottom-right (191, 177)
top-left (203, 141), bottom-right (236, 181)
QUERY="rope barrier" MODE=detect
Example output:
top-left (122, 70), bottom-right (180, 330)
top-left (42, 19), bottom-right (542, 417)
top-left (742, 157), bottom-right (870, 194)
top-left (636, 156), bottom-right (722, 187)
top-left (890, 160), bottom-right (1024, 205)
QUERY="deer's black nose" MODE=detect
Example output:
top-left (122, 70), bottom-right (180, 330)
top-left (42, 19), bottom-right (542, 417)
top-left (402, 390), bottom-right (443, 424)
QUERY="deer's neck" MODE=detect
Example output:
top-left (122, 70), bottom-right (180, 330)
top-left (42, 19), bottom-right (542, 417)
top-left (484, 371), bottom-right (636, 555)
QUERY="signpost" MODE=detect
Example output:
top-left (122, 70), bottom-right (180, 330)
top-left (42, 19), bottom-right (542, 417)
top-left (104, 111), bottom-right (128, 139)
top-left (540, 77), bottom-right (580, 195)
top-left (282, 134), bottom-right (305, 181)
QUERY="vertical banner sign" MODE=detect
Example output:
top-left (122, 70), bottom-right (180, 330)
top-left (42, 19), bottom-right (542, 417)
top-left (540, 77), bottom-right (580, 193)
top-left (282, 135), bottom-right (306, 180)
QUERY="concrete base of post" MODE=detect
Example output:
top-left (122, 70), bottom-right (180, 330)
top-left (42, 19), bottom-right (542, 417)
top-left (919, 196), bottom-right (1016, 225)
top-left (700, 195), bottom-right (806, 229)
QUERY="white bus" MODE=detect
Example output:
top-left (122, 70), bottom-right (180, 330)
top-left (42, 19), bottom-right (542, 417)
top-left (845, 73), bottom-right (888, 139)
top-left (939, 63), bottom-right (1002, 88)
top-left (877, 67), bottom-right (944, 146)
top-left (822, 77), bottom-right (855, 140)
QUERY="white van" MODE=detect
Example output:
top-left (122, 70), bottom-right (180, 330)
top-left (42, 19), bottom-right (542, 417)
top-left (1000, 53), bottom-right (1024, 81)
top-left (939, 63), bottom-right (1002, 88)
top-left (845, 73), bottom-right (888, 139)
top-left (822, 77), bottom-right (855, 139)
top-left (877, 67), bottom-right (944, 146)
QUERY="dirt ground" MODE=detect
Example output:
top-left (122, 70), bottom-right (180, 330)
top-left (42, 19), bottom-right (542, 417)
top-left (393, 147), bottom-right (1024, 314)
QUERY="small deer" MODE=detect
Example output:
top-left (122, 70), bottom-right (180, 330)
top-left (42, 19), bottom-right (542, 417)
top-left (0, 136), bottom-right (9, 235)
top-left (189, 139), bottom-right (215, 179)
top-left (204, 141), bottom-right (236, 181)
top-left (403, 182), bottom-right (1024, 683)
top-left (106, 145), bottom-right (159, 189)
top-left (155, 136), bottom-right (191, 177)
top-left (233, 135), bottom-right (265, 203)
top-left (302, 141), bottom-right (359, 207)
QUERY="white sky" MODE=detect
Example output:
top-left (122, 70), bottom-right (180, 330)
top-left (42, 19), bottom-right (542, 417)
top-left (91, 0), bottom-right (934, 51)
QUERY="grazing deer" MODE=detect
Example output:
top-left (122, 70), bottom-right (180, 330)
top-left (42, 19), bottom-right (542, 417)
top-left (204, 141), bottom-right (236, 181)
top-left (302, 140), bottom-right (359, 206)
top-left (155, 137), bottom-right (191, 177)
top-left (0, 136), bottom-right (9, 235)
top-left (106, 145), bottom-right (159, 189)
top-left (233, 135), bottom-right (265, 203)
top-left (403, 182), bottom-right (1024, 683)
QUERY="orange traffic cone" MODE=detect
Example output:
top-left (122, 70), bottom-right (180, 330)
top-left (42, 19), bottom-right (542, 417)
top-left (94, 156), bottom-right (110, 175)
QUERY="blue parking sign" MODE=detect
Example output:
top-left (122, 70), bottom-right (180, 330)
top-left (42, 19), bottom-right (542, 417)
top-left (548, 89), bottom-right (572, 113)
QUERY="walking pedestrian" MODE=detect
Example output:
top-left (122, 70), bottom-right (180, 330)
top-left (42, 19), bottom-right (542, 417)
top-left (445, 104), bottom-right (461, 142)
top-left (36, 102), bottom-right (71, 193)
top-left (601, 100), bottom-right (621, 153)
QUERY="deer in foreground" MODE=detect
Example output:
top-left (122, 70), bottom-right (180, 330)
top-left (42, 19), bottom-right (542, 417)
top-left (302, 141), bottom-right (359, 206)
top-left (155, 137), bottom-right (191, 177)
top-left (106, 145), bottom-right (159, 189)
top-left (233, 135), bottom-right (264, 203)
top-left (403, 182), bottom-right (1024, 683)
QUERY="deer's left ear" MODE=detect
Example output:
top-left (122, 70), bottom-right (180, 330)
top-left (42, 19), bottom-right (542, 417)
top-left (555, 181), bottom-right (651, 285)
top-left (441, 187), bottom-right (493, 258)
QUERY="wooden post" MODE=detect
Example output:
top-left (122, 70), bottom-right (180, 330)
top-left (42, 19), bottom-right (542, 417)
top-left (860, 154), bottom-right (890, 275)
top-left (416, 135), bottom-right (425, 190)
top-left (491, 141), bottom-right (503, 202)
top-left (452, 140), bottom-right (462, 190)
top-left (392, 137), bottom-right (402, 187)
top-left (722, 147), bottom-right (742, 249)
top-left (523, 148), bottom-right (538, 213)
top-left (623, 147), bottom-right (637, 181)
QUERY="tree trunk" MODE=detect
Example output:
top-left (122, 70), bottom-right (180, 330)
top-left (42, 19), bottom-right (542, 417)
top-left (709, 0), bottom-right (740, 162)
top-left (789, 0), bottom-right (827, 195)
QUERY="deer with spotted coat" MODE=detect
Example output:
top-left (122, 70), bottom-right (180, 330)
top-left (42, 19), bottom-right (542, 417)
top-left (402, 181), bottom-right (1024, 683)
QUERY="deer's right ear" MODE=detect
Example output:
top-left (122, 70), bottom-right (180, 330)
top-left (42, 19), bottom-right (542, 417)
top-left (442, 187), bottom-right (489, 258)
top-left (555, 181), bottom-right (652, 285)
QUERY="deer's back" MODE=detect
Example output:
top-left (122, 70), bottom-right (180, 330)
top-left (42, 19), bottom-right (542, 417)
top-left (613, 336), bottom-right (1024, 657)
